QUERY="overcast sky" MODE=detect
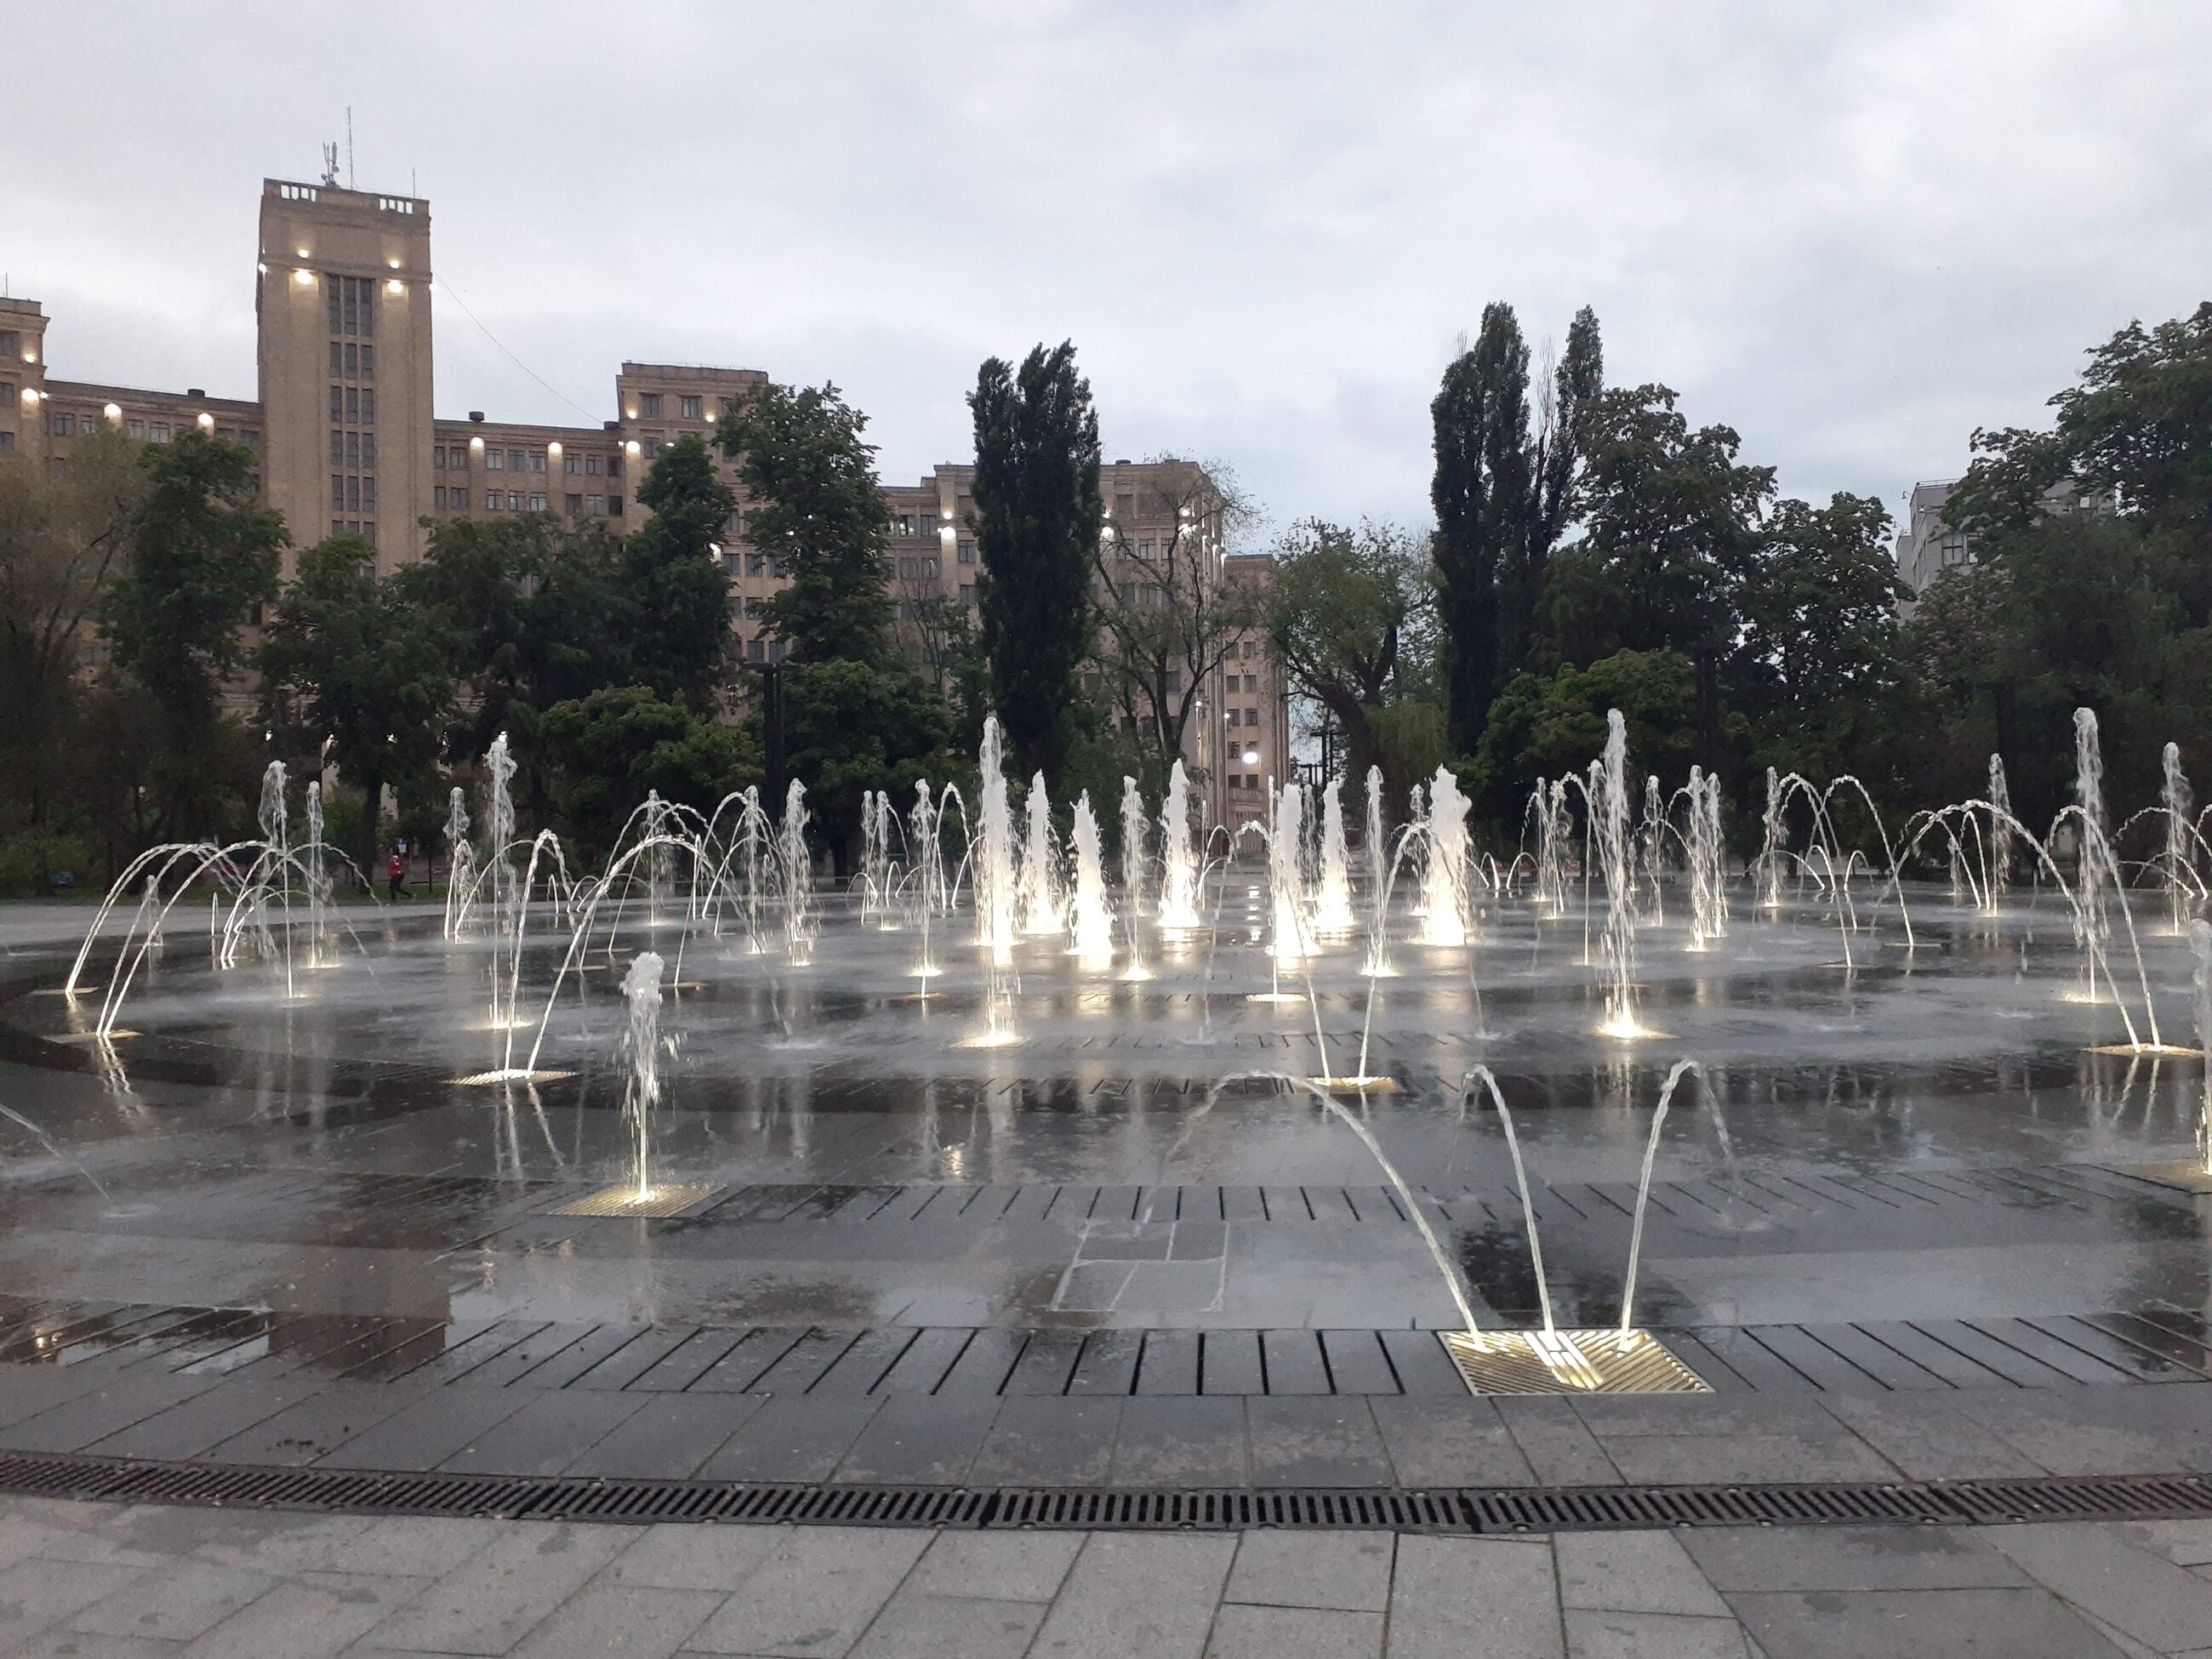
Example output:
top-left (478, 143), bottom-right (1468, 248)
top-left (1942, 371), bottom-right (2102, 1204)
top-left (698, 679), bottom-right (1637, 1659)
top-left (11, 2), bottom-right (2208, 545)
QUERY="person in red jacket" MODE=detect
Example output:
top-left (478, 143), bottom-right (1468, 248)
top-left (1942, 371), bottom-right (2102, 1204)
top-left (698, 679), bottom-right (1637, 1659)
top-left (386, 848), bottom-right (408, 902)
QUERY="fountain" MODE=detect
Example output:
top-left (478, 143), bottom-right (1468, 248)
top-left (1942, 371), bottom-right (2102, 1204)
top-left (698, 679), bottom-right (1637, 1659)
top-left (2164, 743), bottom-right (2195, 930)
top-left (1157, 759), bottom-right (1200, 931)
top-left (442, 786), bottom-right (474, 939)
top-left (975, 719), bottom-right (1018, 964)
top-left (1418, 766), bottom-right (1470, 948)
top-left (1758, 765), bottom-right (1784, 910)
top-left (1362, 766), bottom-right (1395, 977)
top-left (908, 781), bottom-right (942, 980)
top-left (1686, 765), bottom-right (1726, 951)
top-left (1986, 754), bottom-right (2013, 909)
top-left (778, 779), bottom-right (815, 966)
top-left (1313, 775), bottom-right (1355, 935)
top-left (1593, 710), bottom-right (1642, 1036)
top-left (1268, 782), bottom-right (1314, 966)
top-left (1068, 791), bottom-right (1114, 967)
top-left (1118, 776), bottom-right (1152, 979)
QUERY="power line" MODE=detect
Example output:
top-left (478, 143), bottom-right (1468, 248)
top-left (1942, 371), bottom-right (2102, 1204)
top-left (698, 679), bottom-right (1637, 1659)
top-left (432, 276), bottom-right (603, 426)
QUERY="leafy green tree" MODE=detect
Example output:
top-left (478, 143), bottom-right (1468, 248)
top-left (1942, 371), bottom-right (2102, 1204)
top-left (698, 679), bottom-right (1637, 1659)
top-left (1517, 305), bottom-right (1605, 675)
top-left (625, 435), bottom-right (736, 701)
top-left (259, 536), bottom-right (456, 884)
top-left (970, 342), bottom-right (1102, 784)
top-left (1474, 649), bottom-right (1696, 818)
top-left (102, 430), bottom-right (285, 836)
top-left (542, 686), bottom-right (760, 863)
top-left (778, 657), bottom-right (948, 863)
top-left (1431, 305), bottom-right (1535, 753)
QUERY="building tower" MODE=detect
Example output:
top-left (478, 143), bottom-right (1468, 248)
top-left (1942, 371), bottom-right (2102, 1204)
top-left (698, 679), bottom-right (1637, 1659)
top-left (256, 179), bottom-right (434, 569)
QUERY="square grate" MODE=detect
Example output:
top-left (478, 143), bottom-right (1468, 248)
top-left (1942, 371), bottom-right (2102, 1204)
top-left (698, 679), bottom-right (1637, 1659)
top-left (1440, 1329), bottom-right (1711, 1395)
top-left (548, 1183), bottom-right (722, 1218)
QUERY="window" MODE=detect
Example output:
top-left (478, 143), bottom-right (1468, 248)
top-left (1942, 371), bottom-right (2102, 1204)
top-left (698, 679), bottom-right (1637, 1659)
top-left (608, 495), bottom-right (624, 516)
top-left (957, 539), bottom-right (976, 565)
top-left (960, 583), bottom-right (976, 607)
top-left (341, 431), bottom-right (358, 465)
top-left (1246, 707), bottom-right (1258, 725)
top-left (329, 342), bottom-right (341, 375)
top-left (679, 395), bottom-right (702, 421)
top-left (563, 452), bottom-right (579, 474)
top-left (771, 641), bottom-right (786, 664)
top-left (607, 456), bottom-right (624, 478)
top-left (0, 433), bottom-right (11, 455)
top-left (345, 476), bottom-right (360, 511)
top-left (640, 392), bottom-right (662, 418)
top-left (895, 515), bottom-right (914, 537)
top-left (642, 436), bottom-right (662, 459)
top-left (585, 453), bottom-right (603, 476)
top-left (507, 450), bottom-right (524, 471)
top-left (452, 487), bottom-right (469, 510)
top-left (328, 274), bottom-right (378, 339)
top-left (330, 386), bottom-right (344, 423)
top-left (746, 554), bottom-right (766, 577)
top-left (362, 433), bottom-right (376, 468)
top-left (527, 493), bottom-right (547, 512)
top-left (1240, 639), bottom-right (1255, 658)
top-left (344, 342), bottom-right (358, 377)
top-left (566, 493), bottom-right (582, 515)
top-left (361, 389), bottom-right (374, 424)
top-left (360, 345), bottom-right (374, 378)
top-left (483, 491), bottom-right (501, 512)
top-left (49, 410), bottom-right (74, 436)
top-left (746, 637), bottom-right (764, 663)
top-left (528, 450), bottom-right (546, 473)
top-left (0, 332), bottom-right (14, 358)
top-left (331, 430), bottom-right (345, 465)
top-left (331, 475), bottom-right (344, 510)
top-left (502, 491), bottom-right (519, 511)
top-left (923, 556), bottom-right (938, 579)
top-left (332, 518), bottom-right (345, 538)
top-left (1225, 708), bottom-right (1240, 727)
top-left (484, 448), bottom-right (505, 470)
top-left (149, 422), bottom-right (168, 442)
top-left (434, 486), bottom-right (448, 510)
top-left (730, 594), bottom-right (746, 618)
top-left (587, 493), bottom-right (605, 516)
top-left (363, 522), bottom-right (374, 548)
top-left (362, 478), bottom-right (378, 512)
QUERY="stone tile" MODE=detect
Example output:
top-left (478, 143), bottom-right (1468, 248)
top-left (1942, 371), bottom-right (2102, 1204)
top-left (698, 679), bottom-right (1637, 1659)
top-left (5, 1630), bottom-right (185, 1658)
top-left (1556, 1531), bottom-right (1731, 1616)
top-left (140, 1507), bottom-right (372, 1572)
top-left (1368, 1395), bottom-right (1536, 1487)
top-left (506, 1582), bottom-right (723, 1658)
top-left (1110, 1396), bottom-right (1247, 1486)
top-left (1028, 1531), bottom-right (1236, 1659)
top-left (0, 1360), bottom-right (125, 1430)
top-left (1246, 1398), bottom-right (1392, 1488)
top-left (0, 1369), bottom-right (218, 1454)
top-left (299, 1515), bottom-right (506, 1578)
top-left (1679, 1525), bottom-right (2030, 1593)
top-left (1492, 1396), bottom-right (1620, 1486)
top-left (907, 1531), bottom-right (1085, 1603)
top-left (685, 1525), bottom-right (929, 1657)
top-left (0, 1500), bottom-right (174, 1568)
top-left (849, 1592), bottom-right (1045, 1659)
top-left (1600, 1433), bottom-right (1896, 1485)
top-left (1727, 1587), bottom-right (2129, 1658)
top-left (1224, 1531), bottom-right (1392, 1612)
top-left (1815, 1392), bottom-right (2046, 1480)
top-left (1571, 1397), bottom-right (1836, 1439)
top-left (326, 1385), bottom-right (535, 1471)
top-left (832, 1394), bottom-right (997, 1485)
top-left (203, 1382), bottom-right (425, 1467)
top-left (1982, 1521), bottom-right (2212, 1653)
top-left (566, 1393), bottom-right (767, 1480)
top-left (1563, 1609), bottom-right (1749, 1658)
top-left (0, 1556), bottom-right (155, 1648)
top-left (1206, 1602), bottom-right (1382, 1659)
top-left (362, 1521), bottom-right (633, 1654)
top-left (2115, 1518), bottom-right (2212, 1567)
top-left (1945, 1391), bottom-right (2182, 1477)
top-left (178, 1569), bottom-right (430, 1658)
top-left (967, 1394), bottom-right (1121, 1486)
top-left (86, 1377), bottom-right (324, 1461)
top-left (1386, 1535), bottom-right (1562, 1659)
top-left (693, 1394), bottom-right (880, 1483)
top-left (603, 1523), bottom-right (780, 1591)
top-left (439, 1389), bottom-right (647, 1476)
top-left (68, 1559), bottom-right (272, 1641)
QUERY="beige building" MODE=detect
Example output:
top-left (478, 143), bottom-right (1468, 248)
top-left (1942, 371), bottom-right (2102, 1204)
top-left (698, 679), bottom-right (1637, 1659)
top-left (3, 174), bottom-right (1287, 817)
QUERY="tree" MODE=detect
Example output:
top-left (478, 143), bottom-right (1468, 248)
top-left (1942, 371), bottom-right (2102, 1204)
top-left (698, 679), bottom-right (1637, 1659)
top-left (718, 381), bottom-right (895, 664)
top-left (1517, 306), bottom-right (1605, 675)
top-left (970, 342), bottom-right (1101, 783)
top-left (259, 536), bottom-right (456, 884)
top-left (102, 430), bottom-right (286, 837)
top-left (1432, 305), bottom-right (1536, 753)
top-left (1474, 649), bottom-right (1697, 818)
top-left (625, 435), bottom-right (736, 702)
top-left (543, 686), bottom-right (760, 863)
top-left (0, 425), bottom-right (140, 835)
top-left (1091, 458), bottom-right (1257, 792)
top-left (1266, 519), bottom-right (1432, 802)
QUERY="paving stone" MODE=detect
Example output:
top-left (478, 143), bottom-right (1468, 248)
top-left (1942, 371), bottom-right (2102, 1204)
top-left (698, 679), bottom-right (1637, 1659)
top-left (1726, 1587), bottom-right (2130, 1658)
top-left (831, 1393), bottom-right (997, 1485)
top-left (1945, 1390), bottom-right (2185, 1477)
top-left (85, 1376), bottom-right (323, 1461)
top-left (361, 1521), bottom-right (633, 1654)
top-left (906, 1530), bottom-right (1084, 1603)
top-left (1562, 1609), bottom-right (1750, 1659)
top-left (1556, 1531), bottom-right (1733, 1616)
top-left (1571, 1396), bottom-right (1837, 1439)
top-left (2113, 1518), bottom-right (2212, 1567)
top-left (694, 1394), bottom-right (880, 1483)
top-left (0, 1367), bottom-right (219, 1453)
top-left (505, 1582), bottom-right (723, 1657)
top-left (324, 1384), bottom-right (536, 1471)
top-left (0, 1499), bottom-right (175, 1568)
top-left (1386, 1535), bottom-right (1563, 1659)
top-left (967, 1394), bottom-right (1121, 1485)
top-left (1205, 1601), bottom-right (1382, 1659)
top-left (565, 1393), bottom-right (766, 1479)
top-left (1369, 1394), bottom-right (1536, 1486)
top-left (1224, 1530), bottom-right (1392, 1612)
top-left (437, 1388), bottom-right (647, 1475)
top-left (295, 1515), bottom-right (506, 1578)
top-left (1600, 1431), bottom-right (1896, 1485)
top-left (1492, 1396), bottom-right (1621, 1486)
top-left (202, 1382), bottom-right (426, 1468)
top-left (1028, 1531), bottom-right (1236, 1659)
top-left (0, 1556), bottom-right (157, 1648)
top-left (604, 1523), bottom-right (780, 1591)
top-left (1680, 1525), bottom-right (2030, 1593)
top-left (115, 1504), bottom-right (368, 1571)
top-left (685, 1525), bottom-right (930, 1656)
top-left (1109, 1395), bottom-right (1247, 1486)
top-left (178, 1568), bottom-right (430, 1657)
top-left (0, 1360), bottom-right (145, 1432)
top-left (68, 1558), bottom-right (272, 1641)
top-left (1246, 1397), bottom-right (1391, 1487)
top-left (848, 1592), bottom-right (1045, 1659)
top-left (6, 1629), bottom-right (185, 1658)
top-left (1982, 1521), bottom-right (2212, 1652)
top-left (1814, 1391), bottom-right (2048, 1480)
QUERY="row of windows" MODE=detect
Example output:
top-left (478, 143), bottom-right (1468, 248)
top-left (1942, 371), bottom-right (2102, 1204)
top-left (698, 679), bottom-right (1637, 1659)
top-left (895, 556), bottom-right (940, 580)
top-left (328, 341), bottom-right (375, 380)
top-left (327, 276), bottom-right (378, 339)
top-left (329, 518), bottom-right (376, 544)
top-left (331, 474), bottom-right (377, 513)
top-left (741, 636), bottom-right (788, 664)
top-left (1229, 672), bottom-right (1261, 693)
top-left (329, 430), bottom-right (378, 468)
top-left (1223, 706), bottom-right (1263, 726)
top-left (431, 445), bottom-right (624, 477)
top-left (43, 411), bottom-right (253, 444)
top-left (634, 392), bottom-right (704, 420)
top-left (434, 486), bottom-right (627, 517)
top-left (328, 385), bottom-right (376, 425)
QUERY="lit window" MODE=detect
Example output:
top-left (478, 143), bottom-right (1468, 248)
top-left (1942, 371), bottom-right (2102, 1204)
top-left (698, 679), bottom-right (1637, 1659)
top-left (640, 392), bottom-right (662, 418)
top-left (680, 395), bottom-right (701, 420)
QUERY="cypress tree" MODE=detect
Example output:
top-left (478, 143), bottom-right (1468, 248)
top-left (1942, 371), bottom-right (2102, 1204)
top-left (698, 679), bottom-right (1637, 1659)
top-left (969, 342), bottom-right (1101, 784)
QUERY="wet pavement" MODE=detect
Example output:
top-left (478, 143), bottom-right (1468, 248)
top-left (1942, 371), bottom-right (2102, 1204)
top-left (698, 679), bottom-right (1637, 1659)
top-left (0, 885), bottom-right (2209, 1491)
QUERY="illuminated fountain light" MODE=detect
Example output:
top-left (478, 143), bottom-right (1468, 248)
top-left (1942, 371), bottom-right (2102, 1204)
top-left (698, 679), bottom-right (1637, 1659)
top-left (1068, 790), bottom-right (1115, 968)
top-left (1418, 765), bottom-right (1469, 947)
top-left (1313, 774), bottom-right (1356, 935)
top-left (1157, 760), bottom-right (1201, 931)
top-left (1117, 775), bottom-right (1153, 980)
top-left (1019, 771), bottom-right (1064, 935)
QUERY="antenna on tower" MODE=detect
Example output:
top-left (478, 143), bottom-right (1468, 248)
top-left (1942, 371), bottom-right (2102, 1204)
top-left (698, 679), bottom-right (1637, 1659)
top-left (346, 108), bottom-right (355, 189)
top-left (321, 141), bottom-right (339, 187)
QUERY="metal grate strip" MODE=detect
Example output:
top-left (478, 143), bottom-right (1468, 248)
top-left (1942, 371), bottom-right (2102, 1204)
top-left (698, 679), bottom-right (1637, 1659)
top-left (0, 1454), bottom-right (2209, 1535)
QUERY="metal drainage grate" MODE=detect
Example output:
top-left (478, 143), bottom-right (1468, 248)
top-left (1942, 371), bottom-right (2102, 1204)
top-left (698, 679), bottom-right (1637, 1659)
top-left (3, 1455), bottom-right (2211, 1535)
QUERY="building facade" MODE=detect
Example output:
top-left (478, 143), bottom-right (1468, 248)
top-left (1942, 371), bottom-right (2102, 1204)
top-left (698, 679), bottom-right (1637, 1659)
top-left (3, 174), bottom-right (1286, 821)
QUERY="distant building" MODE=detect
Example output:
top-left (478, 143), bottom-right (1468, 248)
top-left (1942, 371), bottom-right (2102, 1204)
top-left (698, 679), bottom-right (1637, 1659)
top-left (1894, 479), bottom-right (1973, 610)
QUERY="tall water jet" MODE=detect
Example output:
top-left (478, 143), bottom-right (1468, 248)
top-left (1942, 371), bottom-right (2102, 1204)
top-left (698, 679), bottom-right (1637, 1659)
top-left (640, 790), bottom-right (671, 926)
top-left (2195, 921), bottom-right (2212, 1175)
top-left (1269, 782), bottom-right (1315, 963)
top-left (485, 733), bottom-right (518, 943)
top-left (2164, 742), bottom-right (2194, 930)
top-left (1118, 776), bottom-right (1152, 978)
top-left (1594, 710), bottom-right (1640, 1036)
top-left (2073, 708), bottom-right (2112, 996)
top-left (255, 761), bottom-right (292, 995)
top-left (1418, 766), bottom-right (1470, 947)
top-left (1986, 754), bottom-right (2013, 909)
top-left (1534, 778), bottom-right (1571, 917)
top-left (1758, 765), bottom-right (1784, 910)
top-left (1686, 766), bottom-right (1727, 951)
top-left (857, 790), bottom-right (884, 919)
top-left (1068, 791), bottom-right (1115, 967)
top-left (975, 718), bottom-right (1017, 964)
top-left (908, 781), bottom-right (941, 979)
top-left (778, 778), bottom-right (815, 966)
top-left (1637, 775), bottom-right (1667, 925)
top-left (1362, 766), bottom-right (1394, 977)
top-left (1019, 772), bottom-right (1064, 935)
top-left (619, 951), bottom-right (665, 1201)
top-left (1314, 775), bottom-right (1355, 934)
top-left (442, 786), bottom-right (473, 939)
top-left (1158, 760), bottom-right (1200, 931)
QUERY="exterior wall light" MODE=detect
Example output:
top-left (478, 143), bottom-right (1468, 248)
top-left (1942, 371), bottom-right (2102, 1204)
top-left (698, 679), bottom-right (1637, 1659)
top-left (197, 413), bottom-right (215, 430)
top-left (470, 436), bottom-right (485, 453)
top-left (388, 257), bottom-right (402, 269)
top-left (547, 441), bottom-right (562, 457)
top-left (386, 278), bottom-right (404, 295)
top-left (1242, 748), bottom-right (1261, 767)
top-left (104, 403), bottom-right (122, 423)
top-left (295, 247), bottom-right (310, 259)
top-left (625, 440), bottom-right (641, 455)
top-left (17, 388), bottom-right (36, 407)
top-left (20, 348), bottom-right (34, 364)
top-left (294, 268), bottom-right (315, 286)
